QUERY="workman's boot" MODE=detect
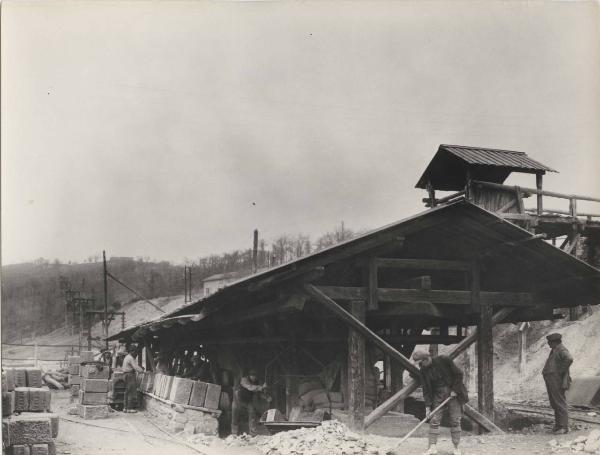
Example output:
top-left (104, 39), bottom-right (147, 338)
top-left (423, 444), bottom-right (438, 455)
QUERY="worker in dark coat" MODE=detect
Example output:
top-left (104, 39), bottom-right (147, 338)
top-left (412, 351), bottom-right (468, 455)
top-left (184, 354), bottom-right (211, 381)
top-left (231, 368), bottom-right (266, 435)
top-left (542, 332), bottom-right (573, 434)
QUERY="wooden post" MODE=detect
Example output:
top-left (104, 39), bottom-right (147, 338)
top-left (518, 323), bottom-right (527, 377)
top-left (145, 342), bottom-right (156, 371)
top-left (252, 229), bottom-right (259, 274)
top-left (390, 358), bottom-right (404, 413)
top-left (348, 300), bottom-right (366, 431)
top-left (569, 198), bottom-right (577, 217)
top-left (34, 343), bottom-right (39, 368)
top-left (429, 327), bottom-right (439, 357)
top-left (465, 169), bottom-right (472, 201)
top-left (103, 250), bottom-right (109, 350)
top-left (536, 174), bottom-right (543, 216)
top-left (368, 258), bottom-right (379, 311)
top-left (427, 181), bottom-right (436, 207)
top-left (364, 308), bottom-right (514, 428)
top-left (474, 260), bottom-right (494, 421)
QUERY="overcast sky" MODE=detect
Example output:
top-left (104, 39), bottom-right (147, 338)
top-left (2, 1), bottom-right (599, 265)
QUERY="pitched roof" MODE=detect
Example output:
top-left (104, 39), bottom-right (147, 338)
top-left (416, 144), bottom-right (557, 190)
top-left (107, 200), bottom-right (600, 341)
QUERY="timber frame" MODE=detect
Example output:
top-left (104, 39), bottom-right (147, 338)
top-left (109, 198), bottom-right (600, 434)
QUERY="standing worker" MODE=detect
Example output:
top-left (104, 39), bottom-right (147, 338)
top-left (122, 344), bottom-right (144, 413)
top-left (231, 368), bottom-right (266, 435)
top-left (542, 332), bottom-right (573, 434)
top-left (412, 351), bottom-right (468, 455)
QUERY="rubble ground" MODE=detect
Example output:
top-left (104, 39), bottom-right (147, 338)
top-left (48, 389), bottom-right (600, 455)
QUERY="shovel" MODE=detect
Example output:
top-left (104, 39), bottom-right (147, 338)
top-left (388, 395), bottom-right (453, 453)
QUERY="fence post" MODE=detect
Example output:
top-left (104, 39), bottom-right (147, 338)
top-left (34, 343), bottom-right (39, 367)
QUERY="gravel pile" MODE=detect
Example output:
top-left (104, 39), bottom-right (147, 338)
top-left (548, 429), bottom-right (600, 453)
top-left (223, 420), bottom-right (384, 455)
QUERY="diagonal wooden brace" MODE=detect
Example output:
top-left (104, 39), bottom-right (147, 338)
top-left (303, 283), bottom-right (420, 376)
top-left (364, 307), bottom-right (514, 428)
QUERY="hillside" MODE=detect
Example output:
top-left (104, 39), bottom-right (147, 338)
top-left (0, 258), bottom-right (188, 342)
top-left (494, 308), bottom-right (600, 402)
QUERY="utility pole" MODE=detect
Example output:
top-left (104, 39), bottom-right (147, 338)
top-left (103, 250), bottom-right (108, 350)
top-left (252, 229), bottom-right (259, 273)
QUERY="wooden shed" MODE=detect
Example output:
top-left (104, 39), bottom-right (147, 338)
top-left (108, 198), bottom-right (600, 432)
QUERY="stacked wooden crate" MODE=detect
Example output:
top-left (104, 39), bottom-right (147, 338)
top-left (77, 358), bottom-right (109, 419)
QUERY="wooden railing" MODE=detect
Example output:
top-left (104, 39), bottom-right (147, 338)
top-left (471, 180), bottom-right (600, 219)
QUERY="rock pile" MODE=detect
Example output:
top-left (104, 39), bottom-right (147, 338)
top-left (223, 420), bottom-right (383, 455)
top-left (548, 429), bottom-right (600, 453)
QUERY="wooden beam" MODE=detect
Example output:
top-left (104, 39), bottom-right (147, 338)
top-left (364, 308), bottom-right (514, 428)
top-left (368, 257), bottom-right (379, 310)
top-left (398, 275), bottom-right (432, 290)
top-left (247, 266), bottom-right (324, 292)
top-left (348, 300), bottom-right (366, 430)
top-left (536, 174), bottom-right (543, 216)
top-left (476, 258), bottom-right (494, 421)
top-left (376, 258), bottom-right (472, 271)
top-left (302, 284), bottom-right (420, 376)
top-left (315, 286), bottom-right (534, 307)
top-left (296, 333), bottom-right (464, 345)
top-left (464, 404), bottom-right (504, 434)
top-left (497, 199), bottom-right (517, 214)
top-left (208, 294), bottom-right (305, 328)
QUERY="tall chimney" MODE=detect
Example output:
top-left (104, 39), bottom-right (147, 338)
top-left (252, 229), bottom-right (259, 273)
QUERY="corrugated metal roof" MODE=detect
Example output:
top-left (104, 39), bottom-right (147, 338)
top-left (441, 145), bottom-right (556, 172)
top-left (415, 144), bottom-right (557, 190)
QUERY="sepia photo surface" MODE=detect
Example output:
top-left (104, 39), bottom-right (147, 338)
top-left (2, 2), bottom-right (600, 454)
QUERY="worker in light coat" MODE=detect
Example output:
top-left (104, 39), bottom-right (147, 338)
top-left (412, 351), bottom-right (468, 455)
top-left (121, 344), bottom-right (144, 413)
top-left (542, 332), bottom-right (573, 434)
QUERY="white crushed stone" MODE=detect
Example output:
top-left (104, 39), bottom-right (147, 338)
top-left (222, 420), bottom-right (384, 455)
top-left (547, 429), bottom-right (600, 454)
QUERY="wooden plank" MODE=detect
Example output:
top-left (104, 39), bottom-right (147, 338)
top-left (364, 308), bottom-right (514, 428)
top-left (316, 286), bottom-right (534, 307)
top-left (464, 404), bottom-right (504, 434)
top-left (476, 259), bottom-right (494, 421)
top-left (348, 301), bottom-right (366, 430)
top-left (302, 284), bottom-right (420, 376)
top-left (376, 258), bottom-right (471, 271)
top-left (497, 199), bottom-right (517, 214)
top-left (368, 258), bottom-right (379, 311)
top-left (497, 213), bottom-right (536, 221)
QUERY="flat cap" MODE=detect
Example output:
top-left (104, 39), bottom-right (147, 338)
top-left (546, 333), bottom-right (562, 342)
top-left (412, 350), bottom-right (431, 361)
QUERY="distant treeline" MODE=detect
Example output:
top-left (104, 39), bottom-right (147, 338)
top-left (1, 223), bottom-right (359, 342)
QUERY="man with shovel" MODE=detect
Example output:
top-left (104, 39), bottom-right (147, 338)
top-left (412, 351), bottom-right (469, 455)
